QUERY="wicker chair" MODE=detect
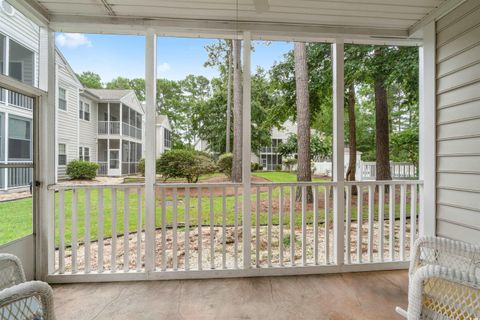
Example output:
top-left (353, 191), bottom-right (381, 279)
top-left (396, 236), bottom-right (480, 319)
top-left (0, 254), bottom-right (55, 320)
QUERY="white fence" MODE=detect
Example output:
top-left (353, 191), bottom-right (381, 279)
top-left (313, 161), bottom-right (417, 181)
top-left (48, 179), bottom-right (421, 282)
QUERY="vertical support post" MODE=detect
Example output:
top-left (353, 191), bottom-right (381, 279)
top-left (36, 27), bottom-right (56, 280)
top-left (419, 21), bottom-right (436, 237)
top-left (242, 31), bottom-right (252, 269)
top-left (144, 29), bottom-right (157, 273)
top-left (332, 40), bottom-right (345, 266)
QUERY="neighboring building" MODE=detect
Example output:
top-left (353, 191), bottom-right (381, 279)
top-left (0, 1), bottom-right (38, 191)
top-left (155, 114), bottom-right (172, 158)
top-left (256, 120), bottom-right (297, 170)
top-left (54, 50), bottom-right (146, 179)
top-left (0, 4), bottom-right (150, 190)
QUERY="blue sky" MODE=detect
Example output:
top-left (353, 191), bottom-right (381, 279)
top-left (56, 33), bottom-right (292, 83)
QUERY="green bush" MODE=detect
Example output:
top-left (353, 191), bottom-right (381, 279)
top-left (274, 164), bottom-right (283, 171)
top-left (157, 149), bottom-right (216, 183)
top-left (251, 162), bottom-right (260, 172)
top-left (186, 155), bottom-right (217, 183)
top-left (217, 153), bottom-right (233, 178)
top-left (138, 159), bottom-right (145, 176)
top-left (283, 157), bottom-right (297, 171)
top-left (66, 160), bottom-right (99, 180)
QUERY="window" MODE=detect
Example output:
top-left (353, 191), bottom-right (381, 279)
top-left (9, 39), bottom-right (34, 86)
top-left (0, 113), bottom-right (4, 161)
top-left (0, 34), bottom-right (4, 75)
top-left (164, 128), bottom-right (171, 149)
top-left (79, 146), bottom-right (90, 162)
top-left (79, 101), bottom-right (90, 121)
top-left (58, 88), bottom-right (67, 111)
top-left (79, 101), bottom-right (83, 118)
top-left (58, 143), bottom-right (67, 165)
top-left (8, 116), bottom-right (31, 160)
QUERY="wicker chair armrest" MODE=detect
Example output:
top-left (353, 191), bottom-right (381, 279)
top-left (407, 265), bottom-right (479, 320)
top-left (409, 236), bottom-right (480, 278)
top-left (0, 254), bottom-right (26, 290)
top-left (0, 281), bottom-right (56, 320)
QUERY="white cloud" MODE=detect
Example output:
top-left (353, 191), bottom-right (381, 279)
top-left (158, 62), bottom-right (171, 74)
top-left (56, 33), bottom-right (92, 49)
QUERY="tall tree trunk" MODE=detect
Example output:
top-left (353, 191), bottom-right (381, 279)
top-left (374, 48), bottom-right (392, 181)
top-left (294, 42), bottom-right (312, 202)
top-left (232, 39), bottom-right (243, 182)
top-left (346, 82), bottom-right (357, 182)
top-left (226, 40), bottom-right (232, 153)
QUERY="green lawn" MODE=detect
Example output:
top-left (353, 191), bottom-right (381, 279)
top-left (0, 171), bottom-right (415, 246)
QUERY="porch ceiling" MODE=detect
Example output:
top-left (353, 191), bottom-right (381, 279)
top-left (15, 0), bottom-right (461, 41)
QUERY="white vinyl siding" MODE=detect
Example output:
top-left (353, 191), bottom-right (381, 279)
top-left (78, 95), bottom-right (97, 164)
top-left (435, 0), bottom-right (480, 245)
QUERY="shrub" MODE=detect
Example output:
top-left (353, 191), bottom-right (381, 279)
top-left (186, 155), bottom-right (217, 183)
top-left (157, 149), bottom-right (216, 183)
top-left (251, 162), bottom-right (260, 172)
top-left (138, 159), bottom-right (145, 176)
top-left (283, 157), bottom-right (297, 171)
top-left (66, 160), bottom-right (99, 180)
top-left (217, 153), bottom-right (233, 178)
top-left (274, 164), bottom-right (282, 171)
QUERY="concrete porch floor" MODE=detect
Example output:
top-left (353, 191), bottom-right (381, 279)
top-left (52, 270), bottom-right (408, 319)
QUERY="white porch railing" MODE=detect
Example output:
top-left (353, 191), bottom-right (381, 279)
top-left (48, 179), bottom-right (421, 281)
top-left (98, 121), bottom-right (121, 135)
top-left (0, 88), bottom-right (34, 110)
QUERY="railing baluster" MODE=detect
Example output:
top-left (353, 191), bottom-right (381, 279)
top-left (234, 186), bottom-right (239, 269)
top-left (313, 186), bottom-right (319, 265)
top-left (367, 185), bottom-right (374, 263)
top-left (400, 184), bottom-right (406, 261)
top-left (279, 186), bottom-right (284, 267)
top-left (356, 185), bottom-right (363, 264)
top-left (410, 184), bottom-right (417, 259)
top-left (345, 185), bottom-right (351, 265)
top-left (268, 186), bottom-right (273, 267)
top-left (85, 189), bottom-right (91, 273)
top-left (98, 188), bottom-right (104, 273)
top-left (378, 185), bottom-right (385, 262)
top-left (71, 189), bottom-right (78, 274)
top-left (111, 188), bottom-right (117, 272)
top-left (324, 186), bottom-right (330, 265)
top-left (389, 184), bottom-right (395, 261)
top-left (221, 187), bottom-right (226, 269)
top-left (185, 188), bottom-right (190, 271)
top-left (301, 186), bottom-right (307, 266)
top-left (58, 190), bottom-right (65, 274)
top-left (209, 187), bottom-right (214, 269)
top-left (256, 186), bottom-right (260, 267)
top-left (123, 188), bottom-right (130, 272)
top-left (290, 186), bottom-right (295, 266)
top-left (197, 187), bottom-right (203, 271)
top-left (172, 188), bottom-right (178, 271)
top-left (161, 187), bottom-right (167, 271)
top-left (136, 187), bottom-right (142, 272)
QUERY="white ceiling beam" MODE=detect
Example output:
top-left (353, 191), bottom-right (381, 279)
top-left (8, 0), bottom-right (50, 27)
top-left (50, 14), bottom-right (417, 42)
top-left (408, 0), bottom-right (467, 38)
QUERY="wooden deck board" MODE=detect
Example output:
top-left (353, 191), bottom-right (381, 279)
top-left (52, 270), bottom-right (408, 319)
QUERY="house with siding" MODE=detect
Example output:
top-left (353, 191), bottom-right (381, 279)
top-left (0, 0), bottom-right (38, 191)
top-left (1, 4), bottom-right (174, 190)
top-left (52, 51), bottom-right (147, 179)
